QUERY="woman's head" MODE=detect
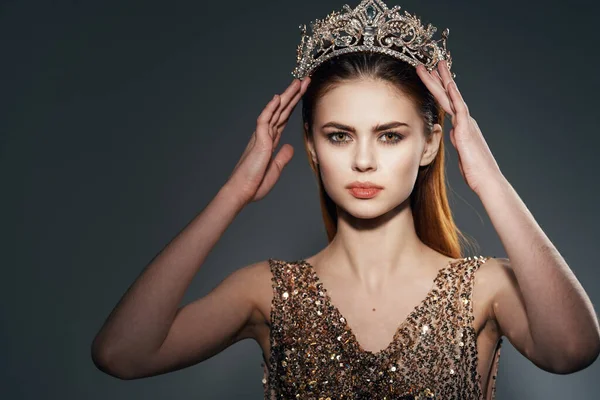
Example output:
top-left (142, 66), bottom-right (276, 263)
top-left (301, 52), bottom-right (475, 257)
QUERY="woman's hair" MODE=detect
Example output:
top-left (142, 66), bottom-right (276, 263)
top-left (300, 52), bottom-right (478, 258)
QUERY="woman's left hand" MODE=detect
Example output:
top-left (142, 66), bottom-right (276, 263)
top-left (416, 60), bottom-right (504, 195)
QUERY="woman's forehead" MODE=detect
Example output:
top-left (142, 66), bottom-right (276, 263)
top-left (314, 79), bottom-right (418, 125)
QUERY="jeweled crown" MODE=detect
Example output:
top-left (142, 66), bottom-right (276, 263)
top-left (292, 0), bottom-right (455, 79)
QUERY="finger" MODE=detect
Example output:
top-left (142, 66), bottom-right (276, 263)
top-left (436, 60), bottom-right (453, 88)
top-left (257, 95), bottom-right (281, 140)
top-left (274, 77), bottom-right (310, 130)
top-left (268, 79), bottom-right (305, 145)
top-left (427, 67), bottom-right (444, 88)
top-left (269, 95), bottom-right (286, 144)
top-left (446, 80), bottom-right (469, 118)
top-left (429, 68), bottom-right (457, 118)
top-left (436, 60), bottom-right (468, 117)
top-left (272, 78), bottom-right (310, 149)
top-left (428, 62), bottom-right (460, 120)
top-left (254, 143), bottom-right (294, 200)
top-left (416, 64), bottom-right (444, 92)
top-left (268, 79), bottom-right (302, 126)
top-left (416, 64), bottom-right (454, 117)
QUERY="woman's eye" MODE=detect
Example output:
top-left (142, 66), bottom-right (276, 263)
top-left (328, 132), bottom-right (349, 143)
top-left (326, 132), bottom-right (403, 146)
top-left (381, 132), bottom-right (403, 143)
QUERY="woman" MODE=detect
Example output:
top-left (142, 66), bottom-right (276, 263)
top-left (91, 1), bottom-right (600, 399)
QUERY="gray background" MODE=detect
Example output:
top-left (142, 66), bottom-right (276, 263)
top-left (1, 0), bottom-right (599, 398)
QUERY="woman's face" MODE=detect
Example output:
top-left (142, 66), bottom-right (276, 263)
top-left (306, 78), bottom-right (442, 219)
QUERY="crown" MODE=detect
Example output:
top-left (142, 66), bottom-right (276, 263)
top-left (292, 0), bottom-right (455, 79)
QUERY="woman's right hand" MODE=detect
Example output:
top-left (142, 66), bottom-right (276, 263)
top-left (226, 77), bottom-right (311, 206)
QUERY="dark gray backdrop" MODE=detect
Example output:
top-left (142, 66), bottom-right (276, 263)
top-left (1, 0), bottom-right (599, 398)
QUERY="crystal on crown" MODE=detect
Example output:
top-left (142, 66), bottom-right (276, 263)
top-left (292, 0), bottom-right (455, 79)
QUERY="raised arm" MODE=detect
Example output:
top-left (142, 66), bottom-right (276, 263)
top-left (91, 77), bottom-right (310, 379)
top-left (416, 60), bottom-right (600, 373)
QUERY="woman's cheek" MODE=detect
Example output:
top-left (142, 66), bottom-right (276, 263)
top-left (318, 163), bottom-right (342, 195)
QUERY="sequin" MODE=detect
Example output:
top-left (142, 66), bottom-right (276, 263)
top-left (263, 256), bottom-right (503, 399)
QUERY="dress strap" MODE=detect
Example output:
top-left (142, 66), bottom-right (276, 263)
top-left (455, 256), bottom-right (501, 400)
top-left (268, 258), bottom-right (285, 291)
top-left (455, 256), bottom-right (492, 328)
top-left (265, 258), bottom-right (294, 399)
top-left (489, 337), bottom-right (503, 399)
top-left (268, 258), bottom-right (288, 325)
top-left (268, 258), bottom-right (308, 327)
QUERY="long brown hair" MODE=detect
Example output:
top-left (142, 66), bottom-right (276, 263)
top-left (300, 52), bottom-right (477, 258)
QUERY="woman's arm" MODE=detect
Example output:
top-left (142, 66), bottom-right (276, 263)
top-left (91, 184), bottom-right (251, 379)
top-left (477, 176), bottom-right (600, 374)
top-left (415, 61), bottom-right (600, 373)
top-left (91, 77), bottom-right (310, 379)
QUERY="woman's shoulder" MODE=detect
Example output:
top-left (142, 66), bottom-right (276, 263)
top-left (237, 258), bottom-right (290, 327)
top-left (247, 257), bottom-right (313, 319)
top-left (453, 254), bottom-right (509, 274)
top-left (470, 255), bottom-right (512, 299)
top-left (453, 255), bottom-right (510, 299)
top-left (462, 255), bottom-right (510, 332)
top-left (466, 255), bottom-right (511, 283)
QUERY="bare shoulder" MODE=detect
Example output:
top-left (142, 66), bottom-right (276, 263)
top-left (231, 259), bottom-right (274, 340)
top-left (477, 256), bottom-right (513, 298)
top-left (107, 259), bottom-right (276, 379)
top-left (474, 256), bottom-right (512, 333)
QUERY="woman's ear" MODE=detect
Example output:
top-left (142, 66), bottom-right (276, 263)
top-left (304, 122), bottom-right (319, 165)
top-left (419, 123), bottom-right (443, 167)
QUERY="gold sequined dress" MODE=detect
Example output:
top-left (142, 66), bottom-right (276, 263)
top-left (262, 256), bottom-right (503, 400)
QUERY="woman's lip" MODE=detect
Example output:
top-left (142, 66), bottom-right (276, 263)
top-left (348, 187), bottom-right (382, 199)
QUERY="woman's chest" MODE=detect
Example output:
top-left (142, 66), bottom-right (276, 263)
top-left (254, 257), bottom-right (501, 398)
top-left (257, 290), bottom-right (498, 395)
top-left (257, 290), bottom-right (494, 350)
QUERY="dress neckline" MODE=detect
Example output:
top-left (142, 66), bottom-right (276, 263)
top-left (298, 257), bottom-right (465, 357)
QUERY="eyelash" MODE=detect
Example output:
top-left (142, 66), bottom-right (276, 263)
top-left (326, 131), bottom-right (404, 146)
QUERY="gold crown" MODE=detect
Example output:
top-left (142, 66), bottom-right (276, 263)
top-left (292, 0), bottom-right (455, 79)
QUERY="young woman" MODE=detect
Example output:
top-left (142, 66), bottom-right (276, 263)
top-left (91, 1), bottom-right (600, 399)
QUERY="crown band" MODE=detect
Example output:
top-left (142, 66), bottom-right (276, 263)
top-left (292, 0), bottom-right (455, 79)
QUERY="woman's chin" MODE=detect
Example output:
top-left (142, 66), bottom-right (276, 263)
top-left (338, 201), bottom-right (390, 220)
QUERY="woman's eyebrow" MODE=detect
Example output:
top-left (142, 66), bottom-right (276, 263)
top-left (320, 121), bottom-right (410, 132)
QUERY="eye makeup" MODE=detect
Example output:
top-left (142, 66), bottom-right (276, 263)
top-left (326, 131), bottom-right (404, 146)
